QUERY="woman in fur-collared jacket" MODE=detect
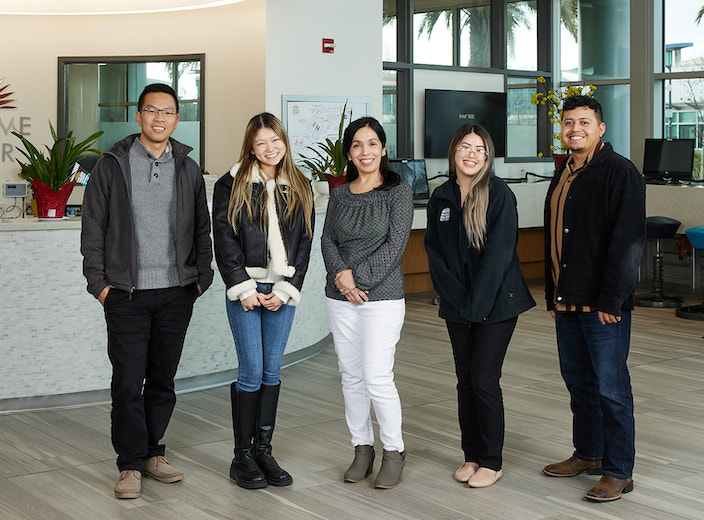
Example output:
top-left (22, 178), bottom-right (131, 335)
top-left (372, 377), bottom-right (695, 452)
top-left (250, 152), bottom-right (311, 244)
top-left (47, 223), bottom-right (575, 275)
top-left (212, 112), bottom-right (314, 490)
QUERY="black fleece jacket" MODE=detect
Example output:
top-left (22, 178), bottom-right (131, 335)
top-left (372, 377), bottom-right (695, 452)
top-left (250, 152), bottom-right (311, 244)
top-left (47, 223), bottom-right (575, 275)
top-left (425, 175), bottom-right (535, 325)
top-left (543, 142), bottom-right (646, 315)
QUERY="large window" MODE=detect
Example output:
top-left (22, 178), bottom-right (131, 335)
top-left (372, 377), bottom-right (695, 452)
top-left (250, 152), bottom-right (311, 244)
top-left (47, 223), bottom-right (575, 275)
top-left (59, 55), bottom-right (204, 167)
top-left (507, 0), bottom-right (537, 71)
top-left (383, 0), bottom-right (552, 160)
top-left (559, 0), bottom-right (630, 157)
top-left (661, 0), bottom-right (704, 179)
top-left (459, 2), bottom-right (491, 68)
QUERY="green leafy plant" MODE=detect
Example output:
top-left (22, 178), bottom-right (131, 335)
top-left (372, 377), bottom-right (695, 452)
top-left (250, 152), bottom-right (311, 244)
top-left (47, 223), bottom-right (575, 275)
top-left (530, 77), bottom-right (597, 155)
top-left (13, 122), bottom-right (103, 191)
top-left (298, 102), bottom-right (348, 181)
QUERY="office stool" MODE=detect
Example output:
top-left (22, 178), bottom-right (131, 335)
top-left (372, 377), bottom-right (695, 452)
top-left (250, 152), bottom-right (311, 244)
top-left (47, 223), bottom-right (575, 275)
top-left (635, 216), bottom-right (682, 308)
top-left (676, 225), bottom-right (704, 321)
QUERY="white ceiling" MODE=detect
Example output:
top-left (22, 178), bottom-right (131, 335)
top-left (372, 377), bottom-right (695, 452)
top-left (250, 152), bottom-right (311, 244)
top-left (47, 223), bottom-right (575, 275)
top-left (0, 0), bottom-right (245, 15)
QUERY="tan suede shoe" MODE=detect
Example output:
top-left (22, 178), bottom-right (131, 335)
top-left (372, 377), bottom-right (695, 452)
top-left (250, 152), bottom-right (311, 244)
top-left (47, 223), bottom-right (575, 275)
top-left (585, 476), bottom-right (634, 502)
top-left (143, 456), bottom-right (183, 483)
top-left (542, 456), bottom-right (602, 477)
top-left (114, 470), bottom-right (141, 499)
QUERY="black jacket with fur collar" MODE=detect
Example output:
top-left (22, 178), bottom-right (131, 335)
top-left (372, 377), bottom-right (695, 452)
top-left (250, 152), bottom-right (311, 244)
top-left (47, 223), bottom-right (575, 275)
top-left (212, 163), bottom-right (314, 305)
top-left (543, 142), bottom-right (646, 315)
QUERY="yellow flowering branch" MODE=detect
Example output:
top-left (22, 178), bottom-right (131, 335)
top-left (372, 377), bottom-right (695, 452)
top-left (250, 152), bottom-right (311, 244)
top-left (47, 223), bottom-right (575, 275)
top-left (531, 77), bottom-right (597, 154)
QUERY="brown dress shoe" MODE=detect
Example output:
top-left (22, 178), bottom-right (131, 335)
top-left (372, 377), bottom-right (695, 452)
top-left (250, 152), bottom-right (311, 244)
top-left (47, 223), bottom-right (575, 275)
top-left (543, 456), bottom-right (602, 477)
top-left (585, 476), bottom-right (634, 502)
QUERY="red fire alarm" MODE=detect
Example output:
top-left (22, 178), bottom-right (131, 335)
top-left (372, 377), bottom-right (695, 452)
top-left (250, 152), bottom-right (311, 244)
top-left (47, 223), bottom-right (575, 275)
top-left (322, 38), bottom-right (335, 54)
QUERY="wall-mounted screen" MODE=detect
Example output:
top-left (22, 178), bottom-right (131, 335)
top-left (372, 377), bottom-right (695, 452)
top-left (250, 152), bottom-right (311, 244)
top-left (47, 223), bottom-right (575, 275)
top-left (643, 138), bottom-right (694, 183)
top-left (424, 89), bottom-right (507, 159)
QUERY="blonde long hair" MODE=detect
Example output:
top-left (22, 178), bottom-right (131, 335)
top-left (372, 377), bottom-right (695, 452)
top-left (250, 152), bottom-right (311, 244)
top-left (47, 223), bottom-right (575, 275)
top-left (227, 113), bottom-right (313, 237)
top-left (447, 124), bottom-right (495, 250)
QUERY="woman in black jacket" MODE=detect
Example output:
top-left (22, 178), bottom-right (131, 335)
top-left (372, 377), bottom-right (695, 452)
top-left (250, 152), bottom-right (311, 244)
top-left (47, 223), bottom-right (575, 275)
top-left (212, 113), bottom-right (314, 490)
top-left (425, 124), bottom-right (535, 488)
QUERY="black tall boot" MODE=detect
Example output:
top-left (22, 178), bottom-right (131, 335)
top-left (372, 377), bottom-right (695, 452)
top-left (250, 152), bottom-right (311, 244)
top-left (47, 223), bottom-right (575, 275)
top-left (229, 383), bottom-right (267, 489)
top-left (255, 383), bottom-right (293, 486)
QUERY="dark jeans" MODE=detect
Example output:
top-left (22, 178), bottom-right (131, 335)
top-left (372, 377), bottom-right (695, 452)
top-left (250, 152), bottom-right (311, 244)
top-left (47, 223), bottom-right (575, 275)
top-left (555, 311), bottom-right (635, 479)
top-left (446, 317), bottom-right (518, 471)
top-left (104, 284), bottom-right (197, 471)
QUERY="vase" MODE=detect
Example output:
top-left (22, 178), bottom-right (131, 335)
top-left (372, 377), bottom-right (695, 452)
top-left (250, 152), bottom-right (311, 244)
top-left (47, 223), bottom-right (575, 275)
top-left (324, 173), bottom-right (347, 190)
top-left (31, 178), bottom-right (75, 218)
top-left (313, 180), bottom-right (330, 198)
top-left (552, 153), bottom-right (569, 170)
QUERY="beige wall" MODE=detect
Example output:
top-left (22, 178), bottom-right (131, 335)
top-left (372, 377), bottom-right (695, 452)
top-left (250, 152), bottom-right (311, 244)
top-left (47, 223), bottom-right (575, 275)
top-left (0, 0), bottom-right (265, 189)
top-left (265, 0), bottom-right (382, 119)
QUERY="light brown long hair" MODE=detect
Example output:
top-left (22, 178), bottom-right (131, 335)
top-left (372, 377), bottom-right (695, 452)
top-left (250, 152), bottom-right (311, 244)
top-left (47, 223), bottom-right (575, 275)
top-left (447, 124), bottom-right (495, 250)
top-left (227, 112), bottom-right (313, 237)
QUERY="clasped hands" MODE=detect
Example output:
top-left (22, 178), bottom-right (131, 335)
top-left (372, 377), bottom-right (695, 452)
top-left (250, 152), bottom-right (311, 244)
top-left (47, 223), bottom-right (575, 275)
top-left (335, 269), bottom-right (368, 305)
top-left (240, 291), bottom-right (283, 312)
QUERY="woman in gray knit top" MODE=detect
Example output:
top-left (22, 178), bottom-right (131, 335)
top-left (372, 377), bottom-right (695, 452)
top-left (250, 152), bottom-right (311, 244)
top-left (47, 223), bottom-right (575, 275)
top-left (321, 117), bottom-right (413, 489)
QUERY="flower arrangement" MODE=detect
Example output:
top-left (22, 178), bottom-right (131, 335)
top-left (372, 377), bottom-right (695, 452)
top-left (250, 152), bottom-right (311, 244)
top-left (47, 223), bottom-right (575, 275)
top-left (530, 77), bottom-right (597, 155)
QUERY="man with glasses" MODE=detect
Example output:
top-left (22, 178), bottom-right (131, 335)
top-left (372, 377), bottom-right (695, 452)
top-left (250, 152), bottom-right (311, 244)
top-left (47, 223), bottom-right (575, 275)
top-left (81, 83), bottom-right (213, 499)
top-left (542, 95), bottom-right (645, 502)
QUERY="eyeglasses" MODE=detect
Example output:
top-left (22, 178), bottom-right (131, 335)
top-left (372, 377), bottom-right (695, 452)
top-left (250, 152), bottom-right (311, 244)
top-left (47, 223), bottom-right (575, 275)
top-left (456, 145), bottom-right (488, 158)
top-left (140, 106), bottom-right (178, 118)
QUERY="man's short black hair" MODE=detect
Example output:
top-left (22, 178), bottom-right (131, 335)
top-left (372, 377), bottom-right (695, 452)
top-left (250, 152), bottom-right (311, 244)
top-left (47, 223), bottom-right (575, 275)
top-left (562, 95), bottom-right (603, 123)
top-left (137, 83), bottom-right (179, 113)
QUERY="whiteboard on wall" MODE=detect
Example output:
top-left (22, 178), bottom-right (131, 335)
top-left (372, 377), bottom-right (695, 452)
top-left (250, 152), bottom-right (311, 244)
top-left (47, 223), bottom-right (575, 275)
top-left (282, 95), bottom-right (371, 171)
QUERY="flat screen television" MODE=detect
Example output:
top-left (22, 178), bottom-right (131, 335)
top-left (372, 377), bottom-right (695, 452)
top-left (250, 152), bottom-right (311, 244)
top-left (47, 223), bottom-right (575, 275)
top-left (389, 159), bottom-right (429, 201)
top-left (643, 138), bottom-right (694, 182)
top-left (424, 89), bottom-right (507, 159)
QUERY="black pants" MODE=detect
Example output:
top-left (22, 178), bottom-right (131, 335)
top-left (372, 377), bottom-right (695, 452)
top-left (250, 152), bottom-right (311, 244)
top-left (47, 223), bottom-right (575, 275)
top-left (446, 316), bottom-right (517, 471)
top-left (104, 285), bottom-right (197, 471)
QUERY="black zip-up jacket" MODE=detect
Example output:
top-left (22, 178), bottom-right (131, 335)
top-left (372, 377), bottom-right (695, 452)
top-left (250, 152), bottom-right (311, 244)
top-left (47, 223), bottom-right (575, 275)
top-left (81, 134), bottom-right (214, 299)
top-left (212, 168), bottom-right (314, 300)
top-left (543, 142), bottom-right (646, 315)
top-left (425, 175), bottom-right (535, 325)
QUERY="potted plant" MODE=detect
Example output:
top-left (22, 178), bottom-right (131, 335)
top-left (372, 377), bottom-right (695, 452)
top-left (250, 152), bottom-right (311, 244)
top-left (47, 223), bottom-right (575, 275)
top-left (298, 102), bottom-right (349, 192)
top-left (13, 122), bottom-right (103, 218)
top-left (530, 77), bottom-right (597, 167)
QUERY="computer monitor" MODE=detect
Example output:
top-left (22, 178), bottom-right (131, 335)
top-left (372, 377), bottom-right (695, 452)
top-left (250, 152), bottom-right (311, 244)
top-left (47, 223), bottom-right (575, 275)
top-left (389, 159), bottom-right (429, 201)
top-left (643, 138), bottom-right (695, 183)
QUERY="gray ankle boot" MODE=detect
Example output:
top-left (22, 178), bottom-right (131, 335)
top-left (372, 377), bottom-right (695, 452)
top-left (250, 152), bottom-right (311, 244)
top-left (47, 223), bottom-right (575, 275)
top-left (344, 445), bottom-right (375, 483)
top-left (374, 450), bottom-right (406, 489)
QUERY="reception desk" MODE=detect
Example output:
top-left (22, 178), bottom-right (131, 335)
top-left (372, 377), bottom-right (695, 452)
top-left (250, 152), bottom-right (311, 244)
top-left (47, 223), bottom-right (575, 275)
top-left (400, 181), bottom-right (704, 292)
top-left (0, 177), bottom-right (329, 411)
top-left (402, 180), bottom-right (551, 292)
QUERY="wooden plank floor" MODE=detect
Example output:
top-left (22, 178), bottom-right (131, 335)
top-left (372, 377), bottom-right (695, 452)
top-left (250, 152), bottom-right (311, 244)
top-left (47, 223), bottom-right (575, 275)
top-left (1, 283), bottom-right (703, 519)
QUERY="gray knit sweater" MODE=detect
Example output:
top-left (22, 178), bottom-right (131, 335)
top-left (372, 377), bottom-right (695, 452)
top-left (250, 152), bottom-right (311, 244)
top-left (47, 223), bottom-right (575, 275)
top-left (321, 181), bottom-right (414, 301)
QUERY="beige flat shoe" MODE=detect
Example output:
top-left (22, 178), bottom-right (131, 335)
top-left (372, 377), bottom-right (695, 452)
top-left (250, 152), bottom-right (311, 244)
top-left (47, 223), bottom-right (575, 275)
top-left (468, 467), bottom-right (502, 488)
top-left (454, 462), bottom-right (479, 483)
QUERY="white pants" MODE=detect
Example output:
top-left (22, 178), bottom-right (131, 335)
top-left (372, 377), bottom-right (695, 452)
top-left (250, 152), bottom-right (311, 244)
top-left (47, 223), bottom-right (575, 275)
top-left (325, 297), bottom-right (405, 452)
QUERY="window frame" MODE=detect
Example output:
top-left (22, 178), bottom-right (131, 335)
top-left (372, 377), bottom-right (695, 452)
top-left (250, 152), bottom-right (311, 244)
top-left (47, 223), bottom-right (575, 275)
top-left (58, 53), bottom-right (205, 168)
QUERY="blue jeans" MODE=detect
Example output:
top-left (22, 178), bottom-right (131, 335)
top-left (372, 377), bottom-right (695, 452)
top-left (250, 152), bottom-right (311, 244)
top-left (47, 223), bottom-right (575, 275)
top-left (226, 283), bottom-right (296, 392)
top-left (555, 311), bottom-right (635, 479)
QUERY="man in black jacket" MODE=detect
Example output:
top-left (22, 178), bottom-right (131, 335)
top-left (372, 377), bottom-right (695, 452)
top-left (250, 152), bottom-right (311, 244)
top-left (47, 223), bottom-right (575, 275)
top-left (81, 84), bottom-right (213, 499)
top-left (541, 95), bottom-right (646, 502)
